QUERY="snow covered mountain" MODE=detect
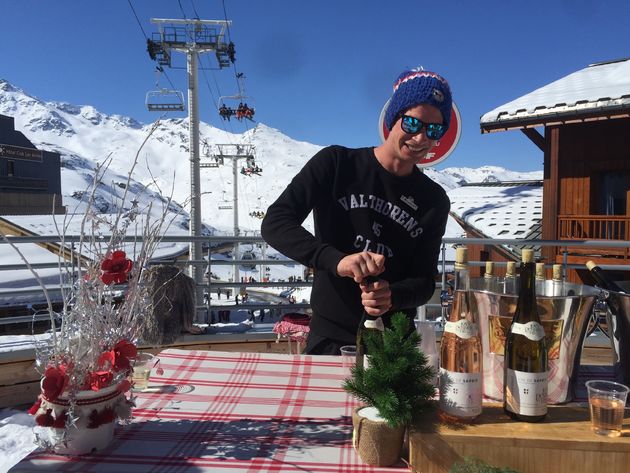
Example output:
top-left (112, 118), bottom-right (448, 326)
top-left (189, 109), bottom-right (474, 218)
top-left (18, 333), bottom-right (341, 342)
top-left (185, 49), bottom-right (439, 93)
top-left (0, 79), bottom-right (542, 235)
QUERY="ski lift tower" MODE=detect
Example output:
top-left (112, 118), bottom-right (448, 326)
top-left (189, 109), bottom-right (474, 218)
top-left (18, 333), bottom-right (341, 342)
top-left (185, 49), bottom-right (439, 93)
top-left (202, 143), bottom-right (258, 286)
top-left (148, 18), bottom-right (232, 306)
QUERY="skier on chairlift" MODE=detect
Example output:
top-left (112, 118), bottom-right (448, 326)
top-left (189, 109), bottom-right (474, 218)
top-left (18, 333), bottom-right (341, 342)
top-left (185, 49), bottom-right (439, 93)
top-left (219, 104), bottom-right (232, 121)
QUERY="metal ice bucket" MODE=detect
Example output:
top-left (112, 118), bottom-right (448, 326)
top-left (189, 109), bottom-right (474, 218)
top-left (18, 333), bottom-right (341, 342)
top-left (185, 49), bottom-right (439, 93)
top-left (603, 282), bottom-right (630, 387)
top-left (468, 278), bottom-right (599, 404)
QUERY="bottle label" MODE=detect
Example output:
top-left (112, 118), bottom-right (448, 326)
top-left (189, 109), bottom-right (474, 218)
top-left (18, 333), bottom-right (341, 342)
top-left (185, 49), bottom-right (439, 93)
top-left (489, 316), bottom-right (563, 359)
top-left (505, 368), bottom-right (548, 416)
top-left (444, 319), bottom-right (478, 339)
top-left (438, 369), bottom-right (482, 417)
top-left (511, 321), bottom-right (545, 341)
top-left (364, 317), bottom-right (384, 331)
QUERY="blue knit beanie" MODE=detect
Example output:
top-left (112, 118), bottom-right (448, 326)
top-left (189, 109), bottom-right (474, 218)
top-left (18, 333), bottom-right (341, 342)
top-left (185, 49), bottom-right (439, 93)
top-left (385, 69), bottom-right (452, 131)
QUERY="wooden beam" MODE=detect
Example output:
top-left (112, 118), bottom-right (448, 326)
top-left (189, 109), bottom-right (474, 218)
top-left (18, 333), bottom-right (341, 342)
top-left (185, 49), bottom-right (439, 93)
top-left (521, 128), bottom-right (545, 152)
top-left (542, 126), bottom-right (560, 265)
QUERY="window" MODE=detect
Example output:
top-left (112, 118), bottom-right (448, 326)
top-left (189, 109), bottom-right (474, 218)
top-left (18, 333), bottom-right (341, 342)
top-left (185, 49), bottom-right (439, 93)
top-left (600, 172), bottom-right (629, 216)
top-left (7, 160), bottom-right (14, 177)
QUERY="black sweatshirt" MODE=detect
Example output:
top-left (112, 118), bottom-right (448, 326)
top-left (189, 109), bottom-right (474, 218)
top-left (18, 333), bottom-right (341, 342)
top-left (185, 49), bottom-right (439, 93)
top-left (261, 145), bottom-right (450, 343)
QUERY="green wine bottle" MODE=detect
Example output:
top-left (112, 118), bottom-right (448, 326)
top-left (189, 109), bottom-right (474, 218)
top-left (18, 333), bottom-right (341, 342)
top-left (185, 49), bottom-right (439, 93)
top-left (503, 249), bottom-right (548, 422)
top-left (355, 277), bottom-right (384, 370)
top-left (355, 312), bottom-right (384, 369)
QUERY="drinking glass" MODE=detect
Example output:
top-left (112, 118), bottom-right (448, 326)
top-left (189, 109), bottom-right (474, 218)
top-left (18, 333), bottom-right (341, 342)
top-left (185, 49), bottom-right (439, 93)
top-left (585, 380), bottom-right (629, 437)
top-left (340, 345), bottom-right (357, 377)
top-left (132, 352), bottom-right (156, 392)
top-left (416, 320), bottom-right (439, 387)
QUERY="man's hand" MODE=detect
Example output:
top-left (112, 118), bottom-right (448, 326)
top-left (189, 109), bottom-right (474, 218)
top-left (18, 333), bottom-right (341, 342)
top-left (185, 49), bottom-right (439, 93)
top-left (360, 279), bottom-right (392, 316)
top-left (336, 251), bottom-right (385, 283)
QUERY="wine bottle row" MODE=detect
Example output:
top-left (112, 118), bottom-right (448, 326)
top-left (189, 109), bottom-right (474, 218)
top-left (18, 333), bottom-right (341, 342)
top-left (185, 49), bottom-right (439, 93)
top-left (353, 250), bottom-right (624, 425)
top-left (438, 248), bottom-right (549, 423)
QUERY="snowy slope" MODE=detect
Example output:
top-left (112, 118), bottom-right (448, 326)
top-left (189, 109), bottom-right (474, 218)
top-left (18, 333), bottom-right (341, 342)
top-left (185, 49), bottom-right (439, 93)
top-left (0, 79), bottom-right (542, 237)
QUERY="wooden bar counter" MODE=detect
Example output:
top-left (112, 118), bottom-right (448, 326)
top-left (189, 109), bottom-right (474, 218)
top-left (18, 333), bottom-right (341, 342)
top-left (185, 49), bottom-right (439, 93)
top-left (409, 404), bottom-right (630, 473)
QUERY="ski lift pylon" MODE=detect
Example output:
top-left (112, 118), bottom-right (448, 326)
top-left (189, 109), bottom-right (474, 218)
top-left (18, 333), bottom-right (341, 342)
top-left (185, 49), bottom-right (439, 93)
top-left (146, 88), bottom-right (185, 112)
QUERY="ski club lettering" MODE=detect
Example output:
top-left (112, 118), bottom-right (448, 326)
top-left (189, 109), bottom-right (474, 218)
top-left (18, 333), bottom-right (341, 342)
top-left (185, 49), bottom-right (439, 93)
top-left (353, 235), bottom-right (394, 257)
top-left (337, 193), bottom-right (424, 238)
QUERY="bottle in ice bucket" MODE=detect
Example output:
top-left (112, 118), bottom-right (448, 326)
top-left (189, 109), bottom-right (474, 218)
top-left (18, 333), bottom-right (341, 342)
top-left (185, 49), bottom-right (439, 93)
top-left (585, 260), bottom-right (626, 294)
top-left (438, 246), bottom-right (483, 422)
top-left (504, 261), bottom-right (517, 294)
top-left (552, 264), bottom-right (564, 297)
top-left (535, 262), bottom-right (545, 295)
top-left (483, 261), bottom-right (497, 292)
top-left (503, 249), bottom-right (548, 422)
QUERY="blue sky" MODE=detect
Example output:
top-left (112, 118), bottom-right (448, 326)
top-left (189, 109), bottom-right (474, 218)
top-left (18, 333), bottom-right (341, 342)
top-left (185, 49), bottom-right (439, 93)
top-left (2, 0), bottom-right (630, 172)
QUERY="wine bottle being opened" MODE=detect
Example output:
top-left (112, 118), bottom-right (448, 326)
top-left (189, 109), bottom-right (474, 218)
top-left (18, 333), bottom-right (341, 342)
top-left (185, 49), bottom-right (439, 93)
top-left (439, 246), bottom-right (483, 422)
top-left (504, 248), bottom-right (548, 422)
top-left (355, 313), bottom-right (384, 370)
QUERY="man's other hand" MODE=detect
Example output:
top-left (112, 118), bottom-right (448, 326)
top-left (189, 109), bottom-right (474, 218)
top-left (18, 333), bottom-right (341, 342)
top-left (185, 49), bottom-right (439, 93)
top-left (336, 251), bottom-right (385, 283)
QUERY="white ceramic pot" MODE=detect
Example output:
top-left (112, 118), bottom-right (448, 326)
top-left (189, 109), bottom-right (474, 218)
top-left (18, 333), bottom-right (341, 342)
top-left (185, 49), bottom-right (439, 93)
top-left (39, 380), bottom-right (125, 455)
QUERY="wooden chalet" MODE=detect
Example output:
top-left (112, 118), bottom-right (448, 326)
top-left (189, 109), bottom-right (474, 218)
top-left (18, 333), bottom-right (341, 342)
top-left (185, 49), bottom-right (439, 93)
top-left (479, 57), bottom-right (630, 283)
top-left (0, 114), bottom-right (65, 215)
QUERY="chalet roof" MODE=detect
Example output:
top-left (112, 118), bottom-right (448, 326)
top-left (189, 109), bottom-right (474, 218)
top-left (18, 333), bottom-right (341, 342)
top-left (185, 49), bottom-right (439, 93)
top-left (447, 181), bottom-right (542, 240)
top-left (480, 58), bottom-right (630, 132)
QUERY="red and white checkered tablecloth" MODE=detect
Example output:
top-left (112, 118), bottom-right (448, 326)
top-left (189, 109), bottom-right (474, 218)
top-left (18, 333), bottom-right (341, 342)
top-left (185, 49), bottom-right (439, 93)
top-left (12, 349), bottom-right (406, 472)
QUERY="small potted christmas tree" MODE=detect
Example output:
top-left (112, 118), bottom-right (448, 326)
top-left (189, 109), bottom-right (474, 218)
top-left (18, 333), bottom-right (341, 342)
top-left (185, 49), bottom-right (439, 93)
top-left (343, 312), bottom-right (436, 466)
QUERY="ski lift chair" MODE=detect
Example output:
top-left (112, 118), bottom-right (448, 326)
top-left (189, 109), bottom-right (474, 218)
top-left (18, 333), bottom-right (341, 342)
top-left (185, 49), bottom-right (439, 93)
top-left (218, 94), bottom-right (256, 122)
top-left (146, 89), bottom-right (185, 112)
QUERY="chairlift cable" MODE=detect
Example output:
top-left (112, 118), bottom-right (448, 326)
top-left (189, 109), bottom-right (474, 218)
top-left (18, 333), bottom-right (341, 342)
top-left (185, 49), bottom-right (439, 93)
top-left (126, 0), bottom-right (149, 40)
top-left (221, 0), bottom-right (233, 43)
top-left (177, 0), bottom-right (188, 19)
top-left (189, 0), bottom-right (201, 20)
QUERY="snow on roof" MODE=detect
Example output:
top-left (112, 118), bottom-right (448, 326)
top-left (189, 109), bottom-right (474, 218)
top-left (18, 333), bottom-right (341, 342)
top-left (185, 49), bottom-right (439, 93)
top-left (447, 182), bottom-right (542, 239)
top-left (481, 58), bottom-right (630, 129)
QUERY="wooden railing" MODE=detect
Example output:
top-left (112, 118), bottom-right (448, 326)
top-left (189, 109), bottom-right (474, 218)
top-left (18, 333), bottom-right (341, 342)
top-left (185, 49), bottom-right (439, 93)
top-left (558, 215), bottom-right (629, 240)
top-left (558, 214), bottom-right (630, 258)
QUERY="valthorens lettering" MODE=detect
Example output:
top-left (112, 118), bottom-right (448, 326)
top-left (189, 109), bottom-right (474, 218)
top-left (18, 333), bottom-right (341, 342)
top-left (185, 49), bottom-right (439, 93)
top-left (337, 193), bottom-right (423, 238)
top-left (511, 321), bottom-right (545, 341)
top-left (444, 319), bottom-right (478, 339)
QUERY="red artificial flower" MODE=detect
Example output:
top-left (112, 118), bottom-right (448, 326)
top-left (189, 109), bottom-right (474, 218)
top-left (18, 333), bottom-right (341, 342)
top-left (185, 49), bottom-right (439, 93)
top-left (88, 370), bottom-right (114, 391)
top-left (113, 340), bottom-right (137, 372)
top-left (98, 349), bottom-right (115, 370)
top-left (42, 365), bottom-right (69, 401)
top-left (100, 250), bottom-right (133, 285)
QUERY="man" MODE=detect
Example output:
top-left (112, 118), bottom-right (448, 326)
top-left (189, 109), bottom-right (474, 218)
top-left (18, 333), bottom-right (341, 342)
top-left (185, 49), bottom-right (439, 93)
top-left (261, 69), bottom-right (452, 355)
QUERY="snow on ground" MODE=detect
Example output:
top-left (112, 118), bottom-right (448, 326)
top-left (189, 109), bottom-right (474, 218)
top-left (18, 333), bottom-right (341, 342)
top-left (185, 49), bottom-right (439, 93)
top-left (0, 409), bottom-right (37, 472)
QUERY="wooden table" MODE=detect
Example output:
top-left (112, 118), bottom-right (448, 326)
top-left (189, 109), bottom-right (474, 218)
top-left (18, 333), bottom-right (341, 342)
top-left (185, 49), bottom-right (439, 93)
top-left (409, 404), bottom-right (630, 473)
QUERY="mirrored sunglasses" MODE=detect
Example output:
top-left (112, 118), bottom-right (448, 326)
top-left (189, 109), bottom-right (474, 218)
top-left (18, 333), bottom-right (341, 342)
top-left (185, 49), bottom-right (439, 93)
top-left (400, 115), bottom-right (446, 140)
